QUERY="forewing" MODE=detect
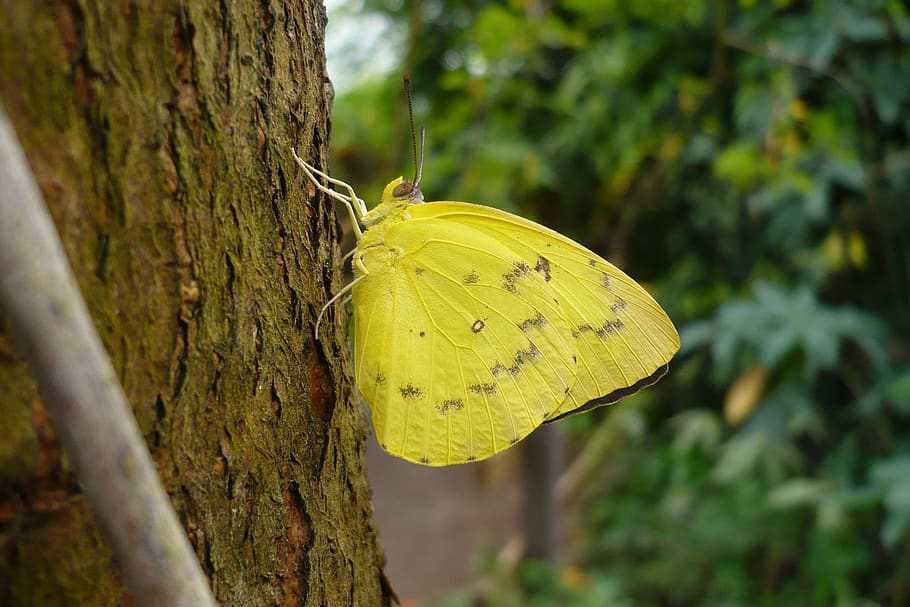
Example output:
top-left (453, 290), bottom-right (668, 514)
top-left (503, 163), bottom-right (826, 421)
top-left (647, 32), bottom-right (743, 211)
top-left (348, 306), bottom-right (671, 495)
top-left (353, 216), bottom-right (576, 465)
top-left (409, 201), bottom-right (680, 420)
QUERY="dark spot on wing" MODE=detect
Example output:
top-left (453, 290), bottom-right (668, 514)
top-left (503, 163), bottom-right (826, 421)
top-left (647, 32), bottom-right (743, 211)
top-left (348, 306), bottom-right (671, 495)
top-left (535, 255), bottom-right (551, 282)
top-left (514, 344), bottom-right (541, 366)
top-left (610, 298), bottom-right (628, 313)
top-left (420, 457), bottom-right (430, 464)
top-left (601, 273), bottom-right (612, 289)
top-left (436, 399), bottom-right (465, 415)
top-left (467, 455), bottom-right (477, 462)
top-left (501, 261), bottom-right (531, 293)
top-left (399, 383), bottom-right (424, 398)
top-left (577, 320), bottom-right (625, 338)
top-left (380, 442), bottom-right (387, 449)
top-left (491, 343), bottom-right (542, 377)
top-left (419, 330), bottom-right (426, 337)
top-left (518, 312), bottom-right (548, 333)
top-left (588, 259), bottom-right (598, 267)
top-left (469, 382), bottom-right (498, 395)
top-left (471, 319), bottom-right (485, 333)
top-left (490, 362), bottom-right (510, 377)
top-left (463, 271), bottom-right (480, 285)
top-left (510, 437), bottom-right (520, 445)
top-left (376, 372), bottom-right (386, 385)
top-left (415, 267), bottom-right (424, 275)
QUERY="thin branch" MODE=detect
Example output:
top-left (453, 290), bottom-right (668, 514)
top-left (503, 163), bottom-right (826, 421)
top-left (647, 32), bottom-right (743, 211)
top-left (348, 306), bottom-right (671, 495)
top-left (0, 106), bottom-right (217, 607)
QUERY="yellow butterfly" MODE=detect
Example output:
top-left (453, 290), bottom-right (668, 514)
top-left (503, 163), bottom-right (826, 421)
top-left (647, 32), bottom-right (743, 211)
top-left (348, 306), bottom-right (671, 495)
top-left (293, 141), bottom-right (678, 466)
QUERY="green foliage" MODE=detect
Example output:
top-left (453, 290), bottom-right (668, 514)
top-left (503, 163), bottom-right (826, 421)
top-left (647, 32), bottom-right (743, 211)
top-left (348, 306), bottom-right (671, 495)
top-left (329, 0), bottom-right (910, 604)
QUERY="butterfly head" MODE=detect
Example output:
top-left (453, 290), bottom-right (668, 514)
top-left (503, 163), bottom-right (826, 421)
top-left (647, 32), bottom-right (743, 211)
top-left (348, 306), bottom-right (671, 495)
top-left (381, 177), bottom-right (425, 206)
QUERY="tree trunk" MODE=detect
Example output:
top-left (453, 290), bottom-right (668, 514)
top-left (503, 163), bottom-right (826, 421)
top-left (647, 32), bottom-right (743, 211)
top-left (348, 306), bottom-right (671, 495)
top-left (0, 2), bottom-right (390, 605)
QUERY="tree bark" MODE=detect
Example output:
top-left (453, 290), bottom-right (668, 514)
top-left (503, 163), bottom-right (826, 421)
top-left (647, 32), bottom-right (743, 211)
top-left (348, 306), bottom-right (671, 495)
top-left (0, 2), bottom-right (390, 605)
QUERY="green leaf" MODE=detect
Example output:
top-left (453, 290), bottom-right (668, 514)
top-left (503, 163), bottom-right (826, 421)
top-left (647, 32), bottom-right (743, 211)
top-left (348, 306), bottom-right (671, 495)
top-left (870, 457), bottom-right (910, 548)
top-left (768, 478), bottom-right (830, 508)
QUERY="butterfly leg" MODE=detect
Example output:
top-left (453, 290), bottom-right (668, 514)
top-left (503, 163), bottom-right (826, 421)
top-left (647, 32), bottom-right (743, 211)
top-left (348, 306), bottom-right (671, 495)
top-left (340, 247), bottom-right (357, 266)
top-left (315, 274), bottom-right (364, 340)
top-left (291, 149), bottom-right (367, 239)
top-left (352, 253), bottom-right (369, 277)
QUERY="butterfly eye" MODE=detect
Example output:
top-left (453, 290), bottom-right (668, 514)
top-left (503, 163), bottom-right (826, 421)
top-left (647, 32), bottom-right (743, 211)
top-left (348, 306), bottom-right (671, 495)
top-left (392, 182), bottom-right (414, 198)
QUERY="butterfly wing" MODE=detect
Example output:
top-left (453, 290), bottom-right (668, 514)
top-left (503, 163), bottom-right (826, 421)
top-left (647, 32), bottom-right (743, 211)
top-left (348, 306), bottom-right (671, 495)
top-left (407, 201), bottom-right (680, 421)
top-left (352, 216), bottom-right (577, 465)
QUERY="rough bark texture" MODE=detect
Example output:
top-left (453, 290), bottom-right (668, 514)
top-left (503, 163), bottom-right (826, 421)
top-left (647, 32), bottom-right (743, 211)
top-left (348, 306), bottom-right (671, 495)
top-left (0, 2), bottom-right (390, 605)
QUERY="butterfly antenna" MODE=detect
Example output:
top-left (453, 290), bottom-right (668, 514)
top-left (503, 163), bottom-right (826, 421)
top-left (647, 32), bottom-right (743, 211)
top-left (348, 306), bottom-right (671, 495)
top-left (415, 126), bottom-right (425, 187)
top-left (403, 74), bottom-right (422, 185)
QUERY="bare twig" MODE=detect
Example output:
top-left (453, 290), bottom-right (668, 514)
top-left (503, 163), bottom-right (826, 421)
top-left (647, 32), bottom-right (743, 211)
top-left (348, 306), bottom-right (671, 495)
top-left (0, 107), bottom-right (217, 607)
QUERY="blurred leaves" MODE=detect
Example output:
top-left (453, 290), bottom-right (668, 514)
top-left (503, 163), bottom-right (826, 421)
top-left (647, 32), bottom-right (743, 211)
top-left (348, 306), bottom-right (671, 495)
top-left (869, 457), bottom-right (910, 548)
top-left (328, 0), bottom-right (910, 604)
top-left (682, 282), bottom-right (885, 380)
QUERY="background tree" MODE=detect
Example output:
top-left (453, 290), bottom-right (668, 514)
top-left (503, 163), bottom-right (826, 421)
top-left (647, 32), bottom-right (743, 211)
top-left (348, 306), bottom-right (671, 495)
top-left (0, 2), bottom-right (391, 605)
top-left (330, 1), bottom-right (910, 605)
